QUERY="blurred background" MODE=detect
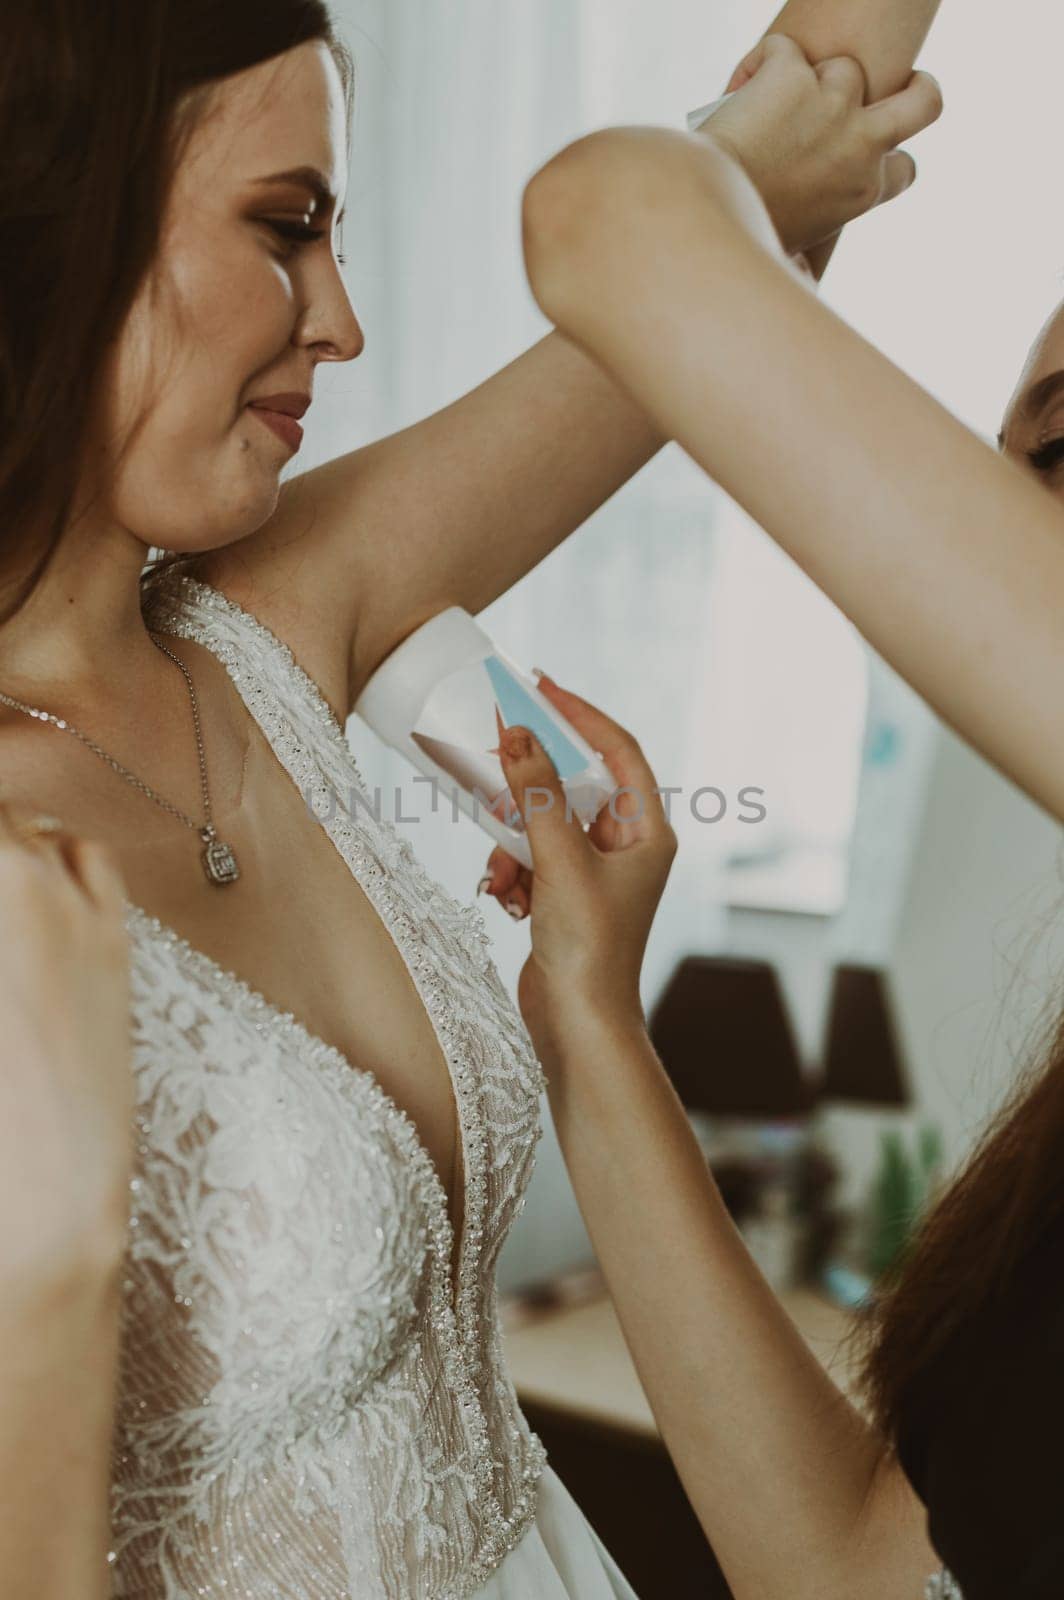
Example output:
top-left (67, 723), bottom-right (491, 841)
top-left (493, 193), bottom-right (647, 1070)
top-left (291, 2), bottom-right (1064, 1591)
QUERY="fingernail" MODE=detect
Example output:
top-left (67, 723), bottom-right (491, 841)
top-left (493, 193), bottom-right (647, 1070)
top-left (532, 667), bottom-right (554, 686)
top-left (505, 900), bottom-right (526, 920)
top-left (476, 875), bottom-right (493, 896)
top-left (501, 727), bottom-right (534, 761)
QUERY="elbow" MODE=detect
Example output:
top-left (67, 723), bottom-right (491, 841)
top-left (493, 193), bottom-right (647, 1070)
top-left (521, 130), bottom-right (619, 328)
top-left (522, 126), bottom-right (760, 330)
top-left (521, 128), bottom-right (684, 327)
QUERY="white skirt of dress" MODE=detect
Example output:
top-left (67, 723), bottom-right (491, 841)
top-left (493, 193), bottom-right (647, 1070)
top-left (477, 1465), bottom-right (641, 1597)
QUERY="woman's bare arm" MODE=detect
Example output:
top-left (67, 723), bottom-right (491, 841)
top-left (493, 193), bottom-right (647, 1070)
top-left (753, 0), bottom-right (942, 99)
top-left (0, 1239), bottom-right (125, 1599)
top-left (522, 124), bottom-right (1064, 824)
top-left (541, 1009), bottom-right (940, 1600)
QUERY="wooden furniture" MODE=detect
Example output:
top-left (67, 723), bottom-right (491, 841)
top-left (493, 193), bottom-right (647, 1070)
top-left (502, 1274), bottom-right (865, 1599)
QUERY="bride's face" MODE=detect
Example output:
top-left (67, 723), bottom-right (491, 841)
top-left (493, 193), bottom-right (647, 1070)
top-left (90, 40), bottom-right (363, 553)
top-left (999, 298), bottom-right (1064, 499)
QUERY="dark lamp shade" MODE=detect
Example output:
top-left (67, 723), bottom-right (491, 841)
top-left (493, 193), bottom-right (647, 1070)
top-left (820, 964), bottom-right (910, 1108)
top-left (647, 956), bottom-right (810, 1117)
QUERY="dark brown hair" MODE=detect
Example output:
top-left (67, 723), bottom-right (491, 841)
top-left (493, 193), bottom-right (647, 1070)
top-left (848, 975), bottom-right (1064, 1455)
top-left (0, 0), bottom-right (353, 620)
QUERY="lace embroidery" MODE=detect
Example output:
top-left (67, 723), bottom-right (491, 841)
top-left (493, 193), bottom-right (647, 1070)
top-left (109, 566), bottom-right (547, 1599)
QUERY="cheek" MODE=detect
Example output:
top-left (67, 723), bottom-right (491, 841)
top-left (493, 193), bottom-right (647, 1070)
top-left (167, 235), bottom-right (298, 384)
top-left (104, 238), bottom-right (296, 449)
top-left (91, 237), bottom-right (296, 544)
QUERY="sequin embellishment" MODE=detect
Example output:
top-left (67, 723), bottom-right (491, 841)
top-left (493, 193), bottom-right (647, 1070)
top-left (925, 1567), bottom-right (964, 1599)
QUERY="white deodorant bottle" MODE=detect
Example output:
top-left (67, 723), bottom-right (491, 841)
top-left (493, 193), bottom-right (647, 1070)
top-left (353, 608), bottom-right (616, 871)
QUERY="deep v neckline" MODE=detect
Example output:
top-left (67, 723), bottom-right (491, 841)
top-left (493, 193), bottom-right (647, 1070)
top-left (122, 896), bottom-right (467, 1273)
top-left (127, 565), bottom-right (476, 1327)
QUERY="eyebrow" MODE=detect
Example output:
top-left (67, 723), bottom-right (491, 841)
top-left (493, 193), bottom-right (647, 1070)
top-left (252, 165), bottom-right (345, 227)
top-left (998, 366), bottom-right (1064, 449)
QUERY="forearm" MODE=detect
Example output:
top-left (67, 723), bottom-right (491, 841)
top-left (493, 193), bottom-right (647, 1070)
top-left (0, 1247), bottom-right (124, 1599)
top-left (541, 1010), bottom-right (937, 1600)
top-left (756, 0), bottom-right (942, 98)
top-left (525, 133), bottom-right (1064, 824)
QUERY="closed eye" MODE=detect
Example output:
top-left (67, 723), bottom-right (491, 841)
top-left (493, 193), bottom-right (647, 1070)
top-left (265, 219), bottom-right (347, 266)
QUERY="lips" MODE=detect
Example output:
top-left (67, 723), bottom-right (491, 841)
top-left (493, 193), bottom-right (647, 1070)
top-left (247, 392), bottom-right (310, 453)
top-left (248, 392), bottom-right (311, 418)
top-left (248, 407), bottom-right (303, 452)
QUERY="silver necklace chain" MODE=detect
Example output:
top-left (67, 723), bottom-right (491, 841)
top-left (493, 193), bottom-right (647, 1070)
top-left (0, 631), bottom-right (241, 885)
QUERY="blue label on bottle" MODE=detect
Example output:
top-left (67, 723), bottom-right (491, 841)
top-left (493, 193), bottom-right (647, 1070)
top-left (484, 656), bottom-right (589, 780)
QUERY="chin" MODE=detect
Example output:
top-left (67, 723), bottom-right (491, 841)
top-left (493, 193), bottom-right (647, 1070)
top-left (206, 465), bottom-right (285, 543)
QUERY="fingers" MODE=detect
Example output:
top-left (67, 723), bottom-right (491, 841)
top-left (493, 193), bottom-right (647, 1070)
top-left (864, 70), bottom-right (943, 149)
top-left (534, 674), bottom-right (671, 842)
top-left (724, 32), bottom-right (811, 94)
top-left (757, 34), bottom-right (813, 72)
top-left (724, 39), bottom-right (769, 94)
top-left (479, 845), bottom-right (522, 900)
top-left (876, 148), bottom-right (918, 207)
top-left (478, 845), bottom-right (535, 920)
top-left (476, 679), bottom-right (677, 913)
top-left (724, 49), bottom-right (760, 95)
top-left (814, 54), bottom-right (868, 106)
top-left (495, 724), bottom-right (588, 878)
top-left (502, 864), bottom-right (534, 920)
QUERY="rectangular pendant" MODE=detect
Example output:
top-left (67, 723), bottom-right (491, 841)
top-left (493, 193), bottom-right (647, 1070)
top-left (202, 838), bottom-right (240, 885)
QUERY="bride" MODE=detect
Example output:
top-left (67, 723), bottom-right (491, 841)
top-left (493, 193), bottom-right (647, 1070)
top-left (0, 0), bottom-right (941, 1595)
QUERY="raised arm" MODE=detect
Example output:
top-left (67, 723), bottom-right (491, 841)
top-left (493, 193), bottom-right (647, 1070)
top-left (203, 4), bottom-right (944, 727)
top-left (521, 72), bottom-right (1064, 826)
top-left (745, 0), bottom-right (942, 100)
top-left (726, 0), bottom-right (943, 278)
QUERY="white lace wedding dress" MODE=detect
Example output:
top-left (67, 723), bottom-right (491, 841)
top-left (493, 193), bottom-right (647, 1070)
top-left (108, 563), bottom-right (638, 1600)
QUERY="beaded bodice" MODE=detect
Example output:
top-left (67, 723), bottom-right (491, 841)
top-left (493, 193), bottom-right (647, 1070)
top-left (108, 566), bottom-right (548, 1599)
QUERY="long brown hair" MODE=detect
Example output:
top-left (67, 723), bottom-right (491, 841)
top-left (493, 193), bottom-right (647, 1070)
top-left (0, 0), bottom-right (353, 621)
top-left (849, 974), bottom-right (1064, 1453)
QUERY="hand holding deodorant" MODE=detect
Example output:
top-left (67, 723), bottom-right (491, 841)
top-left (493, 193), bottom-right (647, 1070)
top-left (353, 609), bottom-right (616, 872)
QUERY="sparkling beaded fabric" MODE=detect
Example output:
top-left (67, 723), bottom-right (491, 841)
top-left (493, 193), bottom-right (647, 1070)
top-left (110, 566), bottom-right (550, 1599)
top-left (924, 1568), bottom-right (964, 1599)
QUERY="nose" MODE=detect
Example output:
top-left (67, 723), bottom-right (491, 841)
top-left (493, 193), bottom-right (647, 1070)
top-left (297, 272), bottom-right (365, 364)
